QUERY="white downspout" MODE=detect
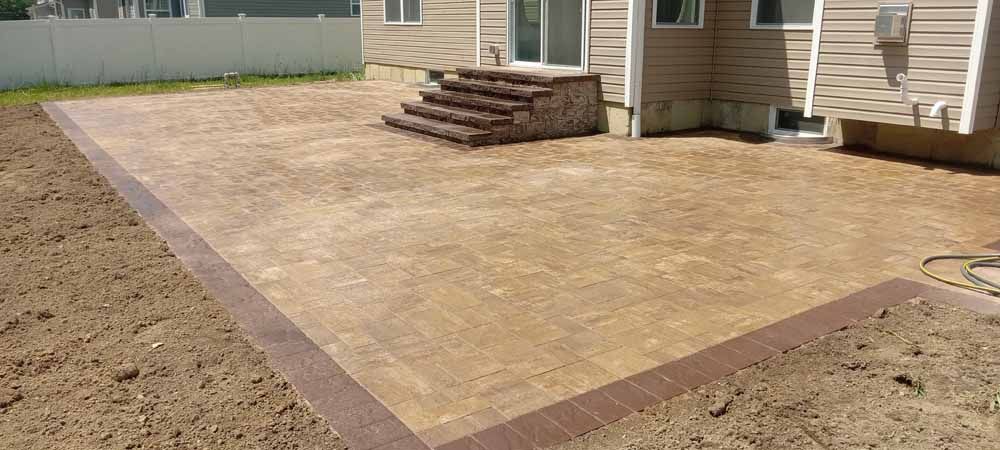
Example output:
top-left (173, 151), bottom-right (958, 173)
top-left (624, 0), bottom-right (645, 137)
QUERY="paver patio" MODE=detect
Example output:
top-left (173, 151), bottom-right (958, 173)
top-left (53, 81), bottom-right (1000, 447)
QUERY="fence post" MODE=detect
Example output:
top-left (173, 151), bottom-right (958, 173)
top-left (148, 14), bottom-right (158, 82)
top-left (318, 14), bottom-right (326, 73)
top-left (47, 16), bottom-right (59, 84)
top-left (238, 13), bottom-right (247, 74)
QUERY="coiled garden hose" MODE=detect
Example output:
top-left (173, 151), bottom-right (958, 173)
top-left (920, 254), bottom-right (1000, 296)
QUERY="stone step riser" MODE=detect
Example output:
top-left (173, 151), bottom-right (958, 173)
top-left (401, 103), bottom-right (511, 131)
top-left (382, 113), bottom-right (492, 146)
top-left (419, 91), bottom-right (530, 116)
top-left (456, 68), bottom-right (600, 89)
top-left (438, 79), bottom-right (553, 103)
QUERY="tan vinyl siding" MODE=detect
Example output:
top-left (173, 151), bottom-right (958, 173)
top-left (812, 0), bottom-right (977, 131)
top-left (709, 0), bottom-right (812, 108)
top-left (641, 0), bottom-right (717, 103)
top-left (480, 0), bottom-right (507, 65)
top-left (362, 0), bottom-right (476, 71)
top-left (974, 7), bottom-right (1000, 130)
top-left (589, 0), bottom-right (629, 103)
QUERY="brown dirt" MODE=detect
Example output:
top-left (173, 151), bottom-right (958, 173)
top-left (556, 299), bottom-right (1000, 450)
top-left (0, 104), bottom-right (347, 450)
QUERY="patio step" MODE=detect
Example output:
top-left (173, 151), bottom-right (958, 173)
top-left (419, 90), bottom-right (531, 115)
top-left (457, 67), bottom-right (600, 87)
top-left (382, 113), bottom-right (493, 146)
top-left (401, 101), bottom-right (513, 129)
top-left (438, 79), bottom-right (553, 101)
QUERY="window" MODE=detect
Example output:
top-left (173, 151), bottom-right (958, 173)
top-left (384, 0), bottom-right (420, 24)
top-left (67, 8), bottom-right (85, 18)
top-left (351, 0), bottom-right (361, 16)
top-left (144, 0), bottom-right (171, 17)
top-left (769, 107), bottom-right (828, 137)
top-left (653, 0), bottom-right (703, 28)
top-left (751, 0), bottom-right (815, 29)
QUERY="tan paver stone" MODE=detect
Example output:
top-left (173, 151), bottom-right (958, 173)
top-left (55, 80), bottom-right (1000, 438)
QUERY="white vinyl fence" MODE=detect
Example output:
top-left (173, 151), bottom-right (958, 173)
top-left (0, 16), bottom-right (361, 90)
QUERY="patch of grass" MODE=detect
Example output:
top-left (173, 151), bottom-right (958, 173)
top-left (0, 71), bottom-right (363, 107)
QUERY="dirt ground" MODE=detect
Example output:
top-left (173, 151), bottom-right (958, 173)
top-left (0, 104), bottom-right (346, 450)
top-left (4, 103), bottom-right (1000, 450)
top-left (554, 299), bottom-right (1000, 450)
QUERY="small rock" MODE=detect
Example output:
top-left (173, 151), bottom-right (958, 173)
top-left (709, 396), bottom-right (733, 418)
top-left (113, 364), bottom-right (140, 382)
top-left (250, 376), bottom-right (263, 384)
top-left (151, 342), bottom-right (164, 349)
top-left (210, 425), bottom-right (219, 433)
top-left (873, 308), bottom-right (888, 319)
top-left (0, 389), bottom-right (24, 408)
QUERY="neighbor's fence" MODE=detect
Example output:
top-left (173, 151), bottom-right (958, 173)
top-left (0, 15), bottom-right (362, 90)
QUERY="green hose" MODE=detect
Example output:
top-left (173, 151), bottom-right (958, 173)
top-left (920, 254), bottom-right (1000, 296)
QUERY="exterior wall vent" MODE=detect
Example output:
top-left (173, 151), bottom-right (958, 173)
top-left (875, 2), bottom-right (913, 45)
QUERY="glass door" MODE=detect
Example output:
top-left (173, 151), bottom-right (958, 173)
top-left (511, 0), bottom-right (584, 69)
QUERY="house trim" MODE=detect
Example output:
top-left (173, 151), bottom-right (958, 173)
top-left (960, 0), bottom-right (994, 134)
top-left (624, 0), bottom-right (645, 136)
top-left (475, 0), bottom-right (480, 67)
top-left (803, 0), bottom-right (824, 118)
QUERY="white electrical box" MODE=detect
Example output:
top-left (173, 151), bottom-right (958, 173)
top-left (875, 3), bottom-right (913, 44)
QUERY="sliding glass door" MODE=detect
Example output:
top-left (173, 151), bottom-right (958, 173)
top-left (511, 0), bottom-right (584, 68)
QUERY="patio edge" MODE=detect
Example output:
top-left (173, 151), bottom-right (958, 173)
top-left (436, 277), bottom-right (1000, 450)
top-left (42, 102), bottom-right (430, 450)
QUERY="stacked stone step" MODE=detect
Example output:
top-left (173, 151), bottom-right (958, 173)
top-left (382, 68), bottom-right (600, 146)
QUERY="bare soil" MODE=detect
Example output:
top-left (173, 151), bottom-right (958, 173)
top-left (0, 104), bottom-right (346, 450)
top-left (557, 299), bottom-right (1000, 450)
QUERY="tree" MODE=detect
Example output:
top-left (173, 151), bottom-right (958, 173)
top-left (0, 0), bottom-right (32, 21)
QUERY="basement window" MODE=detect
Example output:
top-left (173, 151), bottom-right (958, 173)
top-left (427, 70), bottom-right (445, 84)
top-left (351, 0), bottom-right (360, 16)
top-left (653, 0), bottom-right (704, 28)
top-left (751, 0), bottom-right (816, 30)
top-left (768, 106), bottom-right (828, 137)
top-left (384, 0), bottom-right (421, 25)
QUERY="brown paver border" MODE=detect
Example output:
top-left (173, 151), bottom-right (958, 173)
top-left (436, 277), bottom-right (1000, 450)
top-left (44, 101), bottom-right (1000, 450)
top-left (42, 103), bottom-right (430, 450)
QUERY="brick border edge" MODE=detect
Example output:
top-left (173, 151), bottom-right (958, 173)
top-left (42, 103), bottom-right (429, 450)
top-left (437, 278), bottom-right (1000, 450)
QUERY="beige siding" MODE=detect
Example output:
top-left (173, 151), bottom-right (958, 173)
top-left (590, 0), bottom-right (629, 103)
top-left (975, 7), bottom-right (1000, 130)
top-left (812, 0), bottom-right (977, 131)
top-left (362, 0), bottom-right (476, 71)
top-left (480, 0), bottom-right (507, 65)
top-left (710, 0), bottom-right (812, 108)
top-left (641, 0), bottom-right (717, 103)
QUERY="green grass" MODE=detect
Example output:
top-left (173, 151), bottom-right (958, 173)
top-left (0, 71), bottom-right (363, 107)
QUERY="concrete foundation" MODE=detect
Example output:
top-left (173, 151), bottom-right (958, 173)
top-left (842, 120), bottom-right (1000, 169)
top-left (364, 63), bottom-right (459, 84)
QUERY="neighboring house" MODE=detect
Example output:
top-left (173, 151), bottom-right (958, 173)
top-left (363, 0), bottom-right (1000, 167)
top-left (28, 0), bottom-right (358, 19)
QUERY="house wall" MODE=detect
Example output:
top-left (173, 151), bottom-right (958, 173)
top-left (641, 0), bottom-right (716, 104)
top-left (811, 0), bottom-right (978, 132)
top-left (476, 0), bottom-right (628, 104)
top-left (362, 0), bottom-right (477, 72)
top-left (205, 0), bottom-right (353, 18)
top-left (96, 0), bottom-right (119, 18)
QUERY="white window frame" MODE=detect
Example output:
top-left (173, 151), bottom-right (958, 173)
top-left (651, 0), bottom-right (704, 29)
top-left (750, 0), bottom-right (816, 30)
top-left (350, 0), bottom-right (361, 16)
top-left (768, 105), bottom-right (830, 137)
top-left (66, 7), bottom-right (86, 18)
top-left (383, 0), bottom-right (421, 25)
top-left (144, 0), bottom-right (173, 17)
top-left (507, 0), bottom-right (588, 70)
